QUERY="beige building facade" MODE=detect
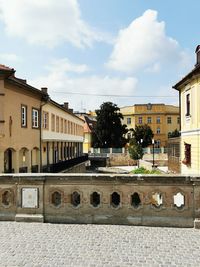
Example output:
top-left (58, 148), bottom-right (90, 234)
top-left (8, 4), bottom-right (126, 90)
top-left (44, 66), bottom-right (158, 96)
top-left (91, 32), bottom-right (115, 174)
top-left (173, 45), bottom-right (200, 174)
top-left (0, 65), bottom-right (84, 173)
top-left (120, 103), bottom-right (180, 148)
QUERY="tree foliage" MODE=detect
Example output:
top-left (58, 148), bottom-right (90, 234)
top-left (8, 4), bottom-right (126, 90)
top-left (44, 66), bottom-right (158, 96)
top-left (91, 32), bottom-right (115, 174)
top-left (128, 139), bottom-right (143, 160)
top-left (128, 124), bottom-right (153, 161)
top-left (92, 102), bottom-right (128, 148)
top-left (130, 124), bottom-right (154, 148)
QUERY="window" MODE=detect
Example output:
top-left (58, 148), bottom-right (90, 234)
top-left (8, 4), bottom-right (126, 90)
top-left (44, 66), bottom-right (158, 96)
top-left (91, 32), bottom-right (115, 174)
top-left (157, 127), bottom-right (160, 134)
top-left (51, 114), bottom-right (55, 131)
top-left (43, 111), bottom-right (49, 129)
top-left (147, 117), bottom-right (151, 124)
top-left (156, 140), bottom-right (160, 148)
top-left (182, 143), bottom-right (191, 166)
top-left (186, 93), bottom-right (190, 116)
top-left (56, 116), bottom-right (59, 132)
top-left (61, 118), bottom-right (63, 133)
top-left (177, 117), bottom-right (180, 124)
top-left (138, 117), bottom-right (142, 124)
top-left (127, 117), bottom-right (131, 124)
top-left (21, 105), bottom-right (27, 127)
top-left (167, 117), bottom-right (172, 124)
top-left (156, 116), bottom-right (160, 124)
top-left (32, 108), bottom-right (39, 128)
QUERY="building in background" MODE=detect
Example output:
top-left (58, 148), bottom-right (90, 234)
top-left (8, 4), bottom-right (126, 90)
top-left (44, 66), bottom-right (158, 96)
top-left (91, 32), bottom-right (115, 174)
top-left (120, 103), bottom-right (180, 148)
top-left (75, 112), bottom-right (96, 154)
top-left (0, 65), bottom-right (84, 173)
top-left (173, 45), bottom-right (200, 174)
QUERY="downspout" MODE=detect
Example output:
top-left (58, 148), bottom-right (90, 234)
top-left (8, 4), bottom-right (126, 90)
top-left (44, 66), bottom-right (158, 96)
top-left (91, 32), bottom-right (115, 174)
top-left (39, 94), bottom-right (49, 173)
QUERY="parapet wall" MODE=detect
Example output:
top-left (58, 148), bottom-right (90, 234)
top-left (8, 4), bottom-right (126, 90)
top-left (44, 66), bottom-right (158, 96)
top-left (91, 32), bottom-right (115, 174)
top-left (0, 174), bottom-right (200, 228)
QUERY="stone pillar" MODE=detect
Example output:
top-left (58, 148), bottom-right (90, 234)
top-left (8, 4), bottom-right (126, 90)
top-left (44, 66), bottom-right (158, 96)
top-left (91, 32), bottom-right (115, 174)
top-left (27, 150), bottom-right (32, 173)
top-left (13, 150), bottom-right (19, 173)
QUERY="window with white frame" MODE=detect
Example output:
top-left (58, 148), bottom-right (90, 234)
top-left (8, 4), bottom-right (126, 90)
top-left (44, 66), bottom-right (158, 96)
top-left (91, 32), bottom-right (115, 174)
top-left (127, 117), bottom-right (131, 124)
top-left (32, 108), bottom-right (39, 128)
top-left (21, 105), bottom-right (27, 127)
top-left (147, 117), bottom-right (152, 124)
top-left (157, 127), bottom-right (160, 134)
top-left (43, 111), bottom-right (49, 129)
top-left (156, 116), bottom-right (161, 124)
top-left (167, 117), bottom-right (172, 124)
top-left (186, 93), bottom-right (190, 116)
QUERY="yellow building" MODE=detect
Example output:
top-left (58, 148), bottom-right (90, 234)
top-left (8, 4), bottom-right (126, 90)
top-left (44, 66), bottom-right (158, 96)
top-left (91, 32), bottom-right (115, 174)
top-left (0, 64), bottom-right (84, 173)
top-left (0, 65), bottom-right (47, 173)
top-left (120, 103), bottom-right (180, 148)
top-left (173, 45), bottom-right (200, 174)
top-left (75, 113), bottom-right (96, 154)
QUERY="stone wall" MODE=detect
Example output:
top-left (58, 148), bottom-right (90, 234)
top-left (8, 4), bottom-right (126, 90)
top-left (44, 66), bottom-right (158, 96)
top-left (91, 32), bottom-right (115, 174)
top-left (0, 174), bottom-right (200, 228)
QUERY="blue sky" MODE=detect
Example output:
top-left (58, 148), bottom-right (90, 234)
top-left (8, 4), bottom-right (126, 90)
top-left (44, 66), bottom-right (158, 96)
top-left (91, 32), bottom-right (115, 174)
top-left (0, 0), bottom-right (198, 111)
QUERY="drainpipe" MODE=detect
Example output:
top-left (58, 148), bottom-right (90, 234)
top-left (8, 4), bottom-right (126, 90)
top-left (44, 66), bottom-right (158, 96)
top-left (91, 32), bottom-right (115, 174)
top-left (39, 92), bottom-right (49, 173)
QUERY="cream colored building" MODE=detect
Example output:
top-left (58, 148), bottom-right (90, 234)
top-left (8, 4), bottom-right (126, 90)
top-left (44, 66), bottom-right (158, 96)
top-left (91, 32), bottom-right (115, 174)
top-left (120, 104), bottom-right (180, 148)
top-left (41, 98), bottom-right (84, 172)
top-left (173, 45), bottom-right (200, 174)
top-left (0, 65), bottom-right (84, 173)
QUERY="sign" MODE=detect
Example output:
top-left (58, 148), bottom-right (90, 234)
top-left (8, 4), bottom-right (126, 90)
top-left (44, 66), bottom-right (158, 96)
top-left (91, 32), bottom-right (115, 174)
top-left (22, 188), bottom-right (38, 208)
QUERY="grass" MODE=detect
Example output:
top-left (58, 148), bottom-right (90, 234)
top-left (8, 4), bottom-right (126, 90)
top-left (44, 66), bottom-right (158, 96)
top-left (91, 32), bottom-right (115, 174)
top-left (131, 167), bottom-right (161, 174)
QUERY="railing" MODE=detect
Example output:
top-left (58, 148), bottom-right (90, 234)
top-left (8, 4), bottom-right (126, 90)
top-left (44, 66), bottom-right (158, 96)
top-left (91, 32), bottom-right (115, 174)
top-left (0, 174), bottom-right (200, 228)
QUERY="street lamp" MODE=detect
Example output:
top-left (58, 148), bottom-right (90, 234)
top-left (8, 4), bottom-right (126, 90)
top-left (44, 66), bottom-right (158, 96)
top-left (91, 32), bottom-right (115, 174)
top-left (137, 139), bottom-right (143, 168)
top-left (152, 138), bottom-right (155, 169)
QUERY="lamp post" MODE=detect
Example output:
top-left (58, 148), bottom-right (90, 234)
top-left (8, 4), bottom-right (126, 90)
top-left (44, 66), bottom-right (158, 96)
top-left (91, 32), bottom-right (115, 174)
top-left (152, 138), bottom-right (155, 169)
top-left (137, 139), bottom-right (143, 168)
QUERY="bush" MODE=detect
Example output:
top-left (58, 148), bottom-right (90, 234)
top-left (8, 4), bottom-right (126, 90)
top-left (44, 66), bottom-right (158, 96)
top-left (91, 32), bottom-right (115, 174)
top-left (131, 167), bottom-right (161, 174)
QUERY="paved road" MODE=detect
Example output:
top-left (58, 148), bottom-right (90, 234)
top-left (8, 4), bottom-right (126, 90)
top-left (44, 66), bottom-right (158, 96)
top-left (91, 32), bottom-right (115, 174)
top-left (0, 222), bottom-right (200, 267)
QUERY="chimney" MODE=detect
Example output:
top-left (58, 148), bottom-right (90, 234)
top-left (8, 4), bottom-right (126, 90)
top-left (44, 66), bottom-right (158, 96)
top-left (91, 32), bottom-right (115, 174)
top-left (41, 87), bottom-right (48, 94)
top-left (69, 108), bottom-right (73, 113)
top-left (195, 45), bottom-right (200, 67)
top-left (63, 102), bottom-right (69, 110)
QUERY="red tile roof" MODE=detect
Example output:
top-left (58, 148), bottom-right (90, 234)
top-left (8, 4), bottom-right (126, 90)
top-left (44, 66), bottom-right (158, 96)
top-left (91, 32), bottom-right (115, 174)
top-left (0, 64), bottom-right (14, 71)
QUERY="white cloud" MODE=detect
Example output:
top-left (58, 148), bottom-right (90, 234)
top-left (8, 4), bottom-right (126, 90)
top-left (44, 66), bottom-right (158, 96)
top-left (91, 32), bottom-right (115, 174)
top-left (0, 0), bottom-right (108, 48)
top-left (0, 53), bottom-right (20, 62)
top-left (46, 58), bottom-right (90, 73)
top-left (107, 9), bottom-right (191, 73)
top-left (30, 59), bottom-right (138, 111)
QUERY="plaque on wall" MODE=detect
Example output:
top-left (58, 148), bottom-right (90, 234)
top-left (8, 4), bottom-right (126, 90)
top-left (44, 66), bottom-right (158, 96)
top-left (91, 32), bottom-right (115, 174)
top-left (22, 188), bottom-right (38, 208)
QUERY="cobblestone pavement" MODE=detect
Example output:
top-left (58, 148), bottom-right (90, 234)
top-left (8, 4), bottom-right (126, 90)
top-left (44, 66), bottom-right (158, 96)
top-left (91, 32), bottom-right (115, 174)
top-left (0, 222), bottom-right (200, 267)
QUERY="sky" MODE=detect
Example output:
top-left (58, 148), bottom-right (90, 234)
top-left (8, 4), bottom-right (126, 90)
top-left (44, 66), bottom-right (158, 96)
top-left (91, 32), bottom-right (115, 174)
top-left (0, 0), bottom-right (199, 112)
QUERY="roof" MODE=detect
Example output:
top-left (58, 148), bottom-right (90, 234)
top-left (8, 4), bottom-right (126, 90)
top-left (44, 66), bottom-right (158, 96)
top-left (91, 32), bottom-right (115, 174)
top-left (173, 64), bottom-right (200, 90)
top-left (0, 64), bottom-right (14, 72)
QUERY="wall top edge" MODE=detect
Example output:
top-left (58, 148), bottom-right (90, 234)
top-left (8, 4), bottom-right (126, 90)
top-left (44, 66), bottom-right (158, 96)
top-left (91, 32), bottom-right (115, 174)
top-left (0, 173), bottom-right (199, 184)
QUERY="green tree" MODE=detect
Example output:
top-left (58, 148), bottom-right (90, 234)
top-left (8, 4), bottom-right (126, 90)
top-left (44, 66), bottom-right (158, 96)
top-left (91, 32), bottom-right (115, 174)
top-left (128, 139), bottom-right (143, 160)
top-left (92, 102), bottom-right (128, 148)
top-left (128, 124), bottom-right (153, 162)
top-left (130, 124), bottom-right (154, 148)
